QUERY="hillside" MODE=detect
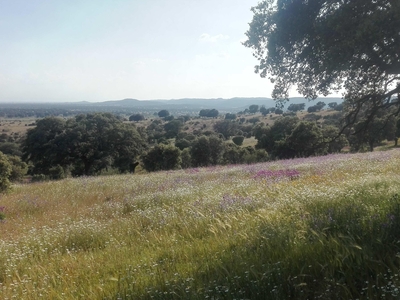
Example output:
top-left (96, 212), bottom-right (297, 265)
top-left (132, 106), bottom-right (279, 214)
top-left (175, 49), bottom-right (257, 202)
top-left (0, 97), bottom-right (342, 117)
top-left (1, 150), bottom-right (400, 299)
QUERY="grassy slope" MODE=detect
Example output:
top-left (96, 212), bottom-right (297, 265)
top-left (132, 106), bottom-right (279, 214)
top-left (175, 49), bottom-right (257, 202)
top-left (1, 150), bottom-right (400, 299)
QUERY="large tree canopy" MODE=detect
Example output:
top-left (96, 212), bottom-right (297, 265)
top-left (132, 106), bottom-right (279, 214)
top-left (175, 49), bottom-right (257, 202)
top-left (244, 0), bottom-right (400, 125)
top-left (23, 113), bottom-right (146, 176)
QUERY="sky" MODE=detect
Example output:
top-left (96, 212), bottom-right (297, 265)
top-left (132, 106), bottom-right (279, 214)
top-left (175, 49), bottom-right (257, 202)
top-left (0, 0), bottom-right (316, 103)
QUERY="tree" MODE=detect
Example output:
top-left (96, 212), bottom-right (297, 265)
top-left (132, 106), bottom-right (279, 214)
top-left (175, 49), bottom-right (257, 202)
top-left (328, 102), bottom-right (338, 110)
top-left (22, 113), bottom-right (146, 176)
top-left (142, 144), bottom-right (181, 172)
top-left (164, 120), bottom-right (183, 139)
top-left (249, 105), bottom-right (259, 114)
top-left (129, 114), bottom-right (145, 122)
top-left (0, 151), bottom-right (12, 192)
top-left (22, 117), bottom-right (67, 175)
top-left (322, 126), bottom-right (349, 153)
top-left (260, 105), bottom-right (269, 116)
top-left (232, 136), bottom-right (245, 146)
top-left (286, 121), bottom-right (326, 157)
top-left (288, 103), bottom-right (305, 112)
top-left (7, 155), bottom-right (28, 182)
top-left (213, 120), bottom-right (238, 139)
top-left (190, 136), bottom-right (211, 167)
top-left (255, 116), bottom-right (299, 156)
top-left (208, 135), bottom-right (224, 165)
top-left (225, 113), bottom-right (237, 120)
top-left (244, 0), bottom-right (400, 129)
top-left (158, 110), bottom-right (170, 118)
top-left (199, 109), bottom-right (219, 118)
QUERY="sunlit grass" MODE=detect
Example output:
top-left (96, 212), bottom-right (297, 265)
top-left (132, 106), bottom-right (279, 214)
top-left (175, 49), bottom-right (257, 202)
top-left (1, 150), bottom-right (400, 298)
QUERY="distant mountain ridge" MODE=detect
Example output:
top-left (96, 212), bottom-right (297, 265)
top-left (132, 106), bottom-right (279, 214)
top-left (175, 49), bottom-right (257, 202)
top-left (94, 97), bottom-right (342, 111)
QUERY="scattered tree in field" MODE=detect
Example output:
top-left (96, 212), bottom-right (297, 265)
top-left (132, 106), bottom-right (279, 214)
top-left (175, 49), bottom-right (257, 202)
top-left (0, 151), bottom-right (11, 192)
top-left (158, 110), bottom-right (170, 118)
top-left (244, 0), bottom-right (400, 130)
top-left (7, 155), bottom-right (28, 182)
top-left (328, 102), bottom-right (338, 109)
top-left (180, 148), bottom-right (192, 169)
top-left (129, 114), bottom-right (145, 122)
top-left (22, 116), bottom-right (67, 175)
top-left (199, 109), bottom-right (219, 118)
top-left (225, 113), bottom-right (237, 120)
top-left (0, 142), bottom-right (22, 156)
top-left (175, 138), bottom-right (191, 150)
top-left (288, 103), bottom-right (305, 112)
top-left (190, 135), bottom-right (224, 167)
top-left (232, 136), bottom-right (245, 146)
top-left (22, 113), bottom-right (146, 176)
top-left (260, 105), bottom-right (269, 116)
top-left (248, 105), bottom-right (259, 114)
top-left (213, 120), bottom-right (238, 139)
top-left (286, 121), bottom-right (325, 158)
top-left (322, 126), bottom-right (349, 153)
top-left (255, 117), bottom-right (299, 154)
top-left (142, 144), bottom-right (181, 172)
top-left (190, 136), bottom-right (211, 167)
top-left (164, 120), bottom-right (183, 139)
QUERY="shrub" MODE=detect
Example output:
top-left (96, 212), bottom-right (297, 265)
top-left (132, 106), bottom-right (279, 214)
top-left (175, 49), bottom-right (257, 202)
top-left (0, 152), bottom-right (11, 192)
top-left (232, 136), bottom-right (245, 146)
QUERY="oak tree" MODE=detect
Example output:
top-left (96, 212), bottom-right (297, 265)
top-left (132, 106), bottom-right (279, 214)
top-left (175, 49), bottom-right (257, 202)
top-left (244, 0), bottom-right (400, 127)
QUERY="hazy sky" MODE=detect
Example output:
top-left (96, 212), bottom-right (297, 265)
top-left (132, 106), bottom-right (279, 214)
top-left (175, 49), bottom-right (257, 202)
top-left (0, 0), bottom-right (316, 102)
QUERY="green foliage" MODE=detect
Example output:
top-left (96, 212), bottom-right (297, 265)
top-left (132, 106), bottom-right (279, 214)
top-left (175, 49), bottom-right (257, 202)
top-left (164, 120), bottom-right (183, 139)
top-left (225, 113), bottom-right (237, 120)
top-left (256, 116), bottom-right (348, 157)
top-left (180, 148), bottom-right (192, 169)
top-left (199, 109), bottom-right (219, 118)
top-left (142, 144), bottom-right (181, 172)
top-left (259, 105), bottom-right (269, 116)
top-left (213, 120), bottom-right (238, 139)
top-left (322, 126), bottom-right (349, 153)
top-left (129, 114), bottom-right (145, 122)
top-left (244, 0), bottom-right (400, 131)
top-left (0, 142), bottom-right (22, 156)
top-left (285, 121), bottom-right (326, 158)
top-left (232, 136), bottom-right (245, 146)
top-left (48, 165), bottom-right (66, 180)
top-left (6, 155), bottom-right (28, 182)
top-left (248, 104), bottom-right (259, 114)
top-left (349, 109), bottom-right (397, 151)
top-left (287, 103), bottom-right (305, 112)
top-left (190, 136), bottom-right (211, 167)
top-left (158, 110), bottom-right (170, 118)
top-left (175, 138), bottom-right (191, 150)
top-left (22, 116), bottom-right (67, 175)
top-left (0, 151), bottom-right (12, 192)
top-left (22, 113), bottom-right (147, 177)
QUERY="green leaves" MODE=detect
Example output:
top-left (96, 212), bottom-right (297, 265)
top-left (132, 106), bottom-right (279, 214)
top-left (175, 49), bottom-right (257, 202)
top-left (22, 113), bottom-right (147, 177)
top-left (244, 0), bottom-right (400, 126)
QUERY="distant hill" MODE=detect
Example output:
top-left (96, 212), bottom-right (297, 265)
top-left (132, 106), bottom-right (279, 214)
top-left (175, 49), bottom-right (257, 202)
top-left (0, 97), bottom-right (343, 117)
top-left (91, 97), bottom-right (342, 112)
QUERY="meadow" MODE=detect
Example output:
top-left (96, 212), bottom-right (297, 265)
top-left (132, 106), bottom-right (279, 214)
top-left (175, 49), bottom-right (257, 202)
top-left (1, 150), bottom-right (400, 299)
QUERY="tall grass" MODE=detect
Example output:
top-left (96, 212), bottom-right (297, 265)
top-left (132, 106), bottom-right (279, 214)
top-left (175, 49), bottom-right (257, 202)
top-left (1, 150), bottom-right (400, 299)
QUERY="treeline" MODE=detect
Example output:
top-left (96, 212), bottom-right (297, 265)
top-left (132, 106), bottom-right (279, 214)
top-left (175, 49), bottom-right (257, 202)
top-left (0, 100), bottom-right (399, 189)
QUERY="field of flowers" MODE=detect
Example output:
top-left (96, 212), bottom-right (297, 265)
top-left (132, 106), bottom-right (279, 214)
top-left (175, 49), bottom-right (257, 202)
top-left (1, 150), bottom-right (400, 299)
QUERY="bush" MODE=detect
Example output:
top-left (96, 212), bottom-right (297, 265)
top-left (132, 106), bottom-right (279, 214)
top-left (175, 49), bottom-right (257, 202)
top-left (232, 136), bottom-right (245, 146)
top-left (0, 152), bottom-right (11, 192)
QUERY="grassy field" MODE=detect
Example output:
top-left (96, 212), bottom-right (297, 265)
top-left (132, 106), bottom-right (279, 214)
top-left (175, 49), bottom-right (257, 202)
top-left (1, 150), bottom-right (400, 299)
